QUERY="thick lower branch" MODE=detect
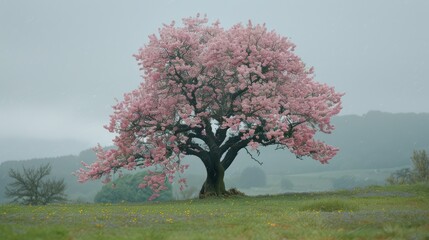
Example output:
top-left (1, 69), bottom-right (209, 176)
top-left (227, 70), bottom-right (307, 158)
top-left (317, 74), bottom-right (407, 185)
top-left (221, 138), bottom-right (251, 170)
top-left (215, 127), bottom-right (228, 145)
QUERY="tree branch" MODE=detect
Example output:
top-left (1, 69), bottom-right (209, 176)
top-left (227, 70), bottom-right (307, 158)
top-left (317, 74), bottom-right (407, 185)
top-left (215, 127), bottom-right (228, 145)
top-left (244, 147), bottom-right (263, 165)
top-left (219, 134), bottom-right (243, 156)
top-left (221, 138), bottom-right (251, 170)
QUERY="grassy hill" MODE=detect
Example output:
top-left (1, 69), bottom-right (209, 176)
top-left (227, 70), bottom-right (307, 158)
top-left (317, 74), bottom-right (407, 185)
top-left (0, 183), bottom-right (428, 240)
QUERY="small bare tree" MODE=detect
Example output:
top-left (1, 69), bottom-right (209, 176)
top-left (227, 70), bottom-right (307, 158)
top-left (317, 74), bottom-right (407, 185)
top-left (387, 150), bottom-right (429, 185)
top-left (386, 168), bottom-right (414, 185)
top-left (411, 150), bottom-right (429, 182)
top-left (5, 163), bottom-right (66, 205)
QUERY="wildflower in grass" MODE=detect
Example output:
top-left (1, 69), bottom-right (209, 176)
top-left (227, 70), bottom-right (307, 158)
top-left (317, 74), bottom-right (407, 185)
top-left (268, 222), bottom-right (278, 227)
top-left (184, 209), bottom-right (191, 217)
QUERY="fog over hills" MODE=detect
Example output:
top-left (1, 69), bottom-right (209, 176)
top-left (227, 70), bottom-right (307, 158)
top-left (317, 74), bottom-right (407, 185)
top-left (216, 111), bottom-right (429, 174)
top-left (1, 0), bottom-right (429, 164)
top-left (1, 111), bottom-right (428, 202)
top-left (0, 138), bottom-right (89, 162)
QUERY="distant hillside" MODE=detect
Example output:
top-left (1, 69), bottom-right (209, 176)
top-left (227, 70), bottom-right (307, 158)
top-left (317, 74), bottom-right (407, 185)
top-left (221, 111), bottom-right (429, 175)
top-left (1, 111), bottom-right (428, 203)
top-left (323, 111), bottom-right (429, 170)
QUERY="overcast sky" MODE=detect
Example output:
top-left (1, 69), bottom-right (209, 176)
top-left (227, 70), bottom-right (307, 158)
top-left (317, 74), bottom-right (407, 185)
top-left (1, 0), bottom-right (428, 161)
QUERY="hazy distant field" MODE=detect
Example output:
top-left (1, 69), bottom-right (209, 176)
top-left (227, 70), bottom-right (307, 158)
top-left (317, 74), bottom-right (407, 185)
top-left (1, 184), bottom-right (428, 240)
top-left (210, 167), bottom-right (397, 197)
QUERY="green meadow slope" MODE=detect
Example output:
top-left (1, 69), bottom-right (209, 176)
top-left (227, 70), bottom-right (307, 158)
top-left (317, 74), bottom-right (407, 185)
top-left (0, 184), bottom-right (428, 240)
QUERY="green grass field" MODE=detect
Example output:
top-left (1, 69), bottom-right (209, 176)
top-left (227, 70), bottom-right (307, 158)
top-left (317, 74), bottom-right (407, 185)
top-left (1, 184), bottom-right (428, 240)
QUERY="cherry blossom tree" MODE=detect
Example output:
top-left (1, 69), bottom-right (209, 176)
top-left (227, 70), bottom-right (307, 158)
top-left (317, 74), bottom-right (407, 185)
top-left (76, 15), bottom-right (343, 199)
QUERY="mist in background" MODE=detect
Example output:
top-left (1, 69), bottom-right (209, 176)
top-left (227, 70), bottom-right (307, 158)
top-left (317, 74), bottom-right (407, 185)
top-left (1, 0), bottom-right (428, 162)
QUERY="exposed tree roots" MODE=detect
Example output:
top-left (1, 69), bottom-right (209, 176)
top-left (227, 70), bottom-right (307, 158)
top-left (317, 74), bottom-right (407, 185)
top-left (199, 188), bottom-right (245, 199)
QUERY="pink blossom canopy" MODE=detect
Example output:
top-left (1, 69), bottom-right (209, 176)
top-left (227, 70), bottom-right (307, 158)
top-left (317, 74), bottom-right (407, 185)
top-left (76, 16), bottom-right (343, 200)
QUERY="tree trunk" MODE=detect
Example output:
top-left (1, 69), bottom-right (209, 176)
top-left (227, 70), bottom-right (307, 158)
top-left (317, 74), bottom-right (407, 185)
top-left (199, 163), bottom-right (227, 198)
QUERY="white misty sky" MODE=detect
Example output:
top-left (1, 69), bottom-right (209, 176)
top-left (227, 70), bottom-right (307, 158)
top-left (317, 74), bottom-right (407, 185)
top-left (0, 0), bottom-right (428, 161)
